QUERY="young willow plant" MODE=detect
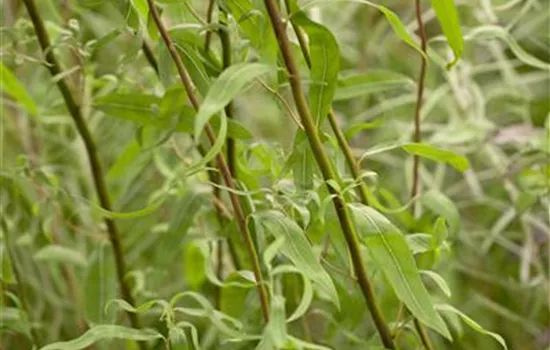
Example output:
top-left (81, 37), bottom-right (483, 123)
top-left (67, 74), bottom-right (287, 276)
top-left (4, 0), bottom-right (542, 349)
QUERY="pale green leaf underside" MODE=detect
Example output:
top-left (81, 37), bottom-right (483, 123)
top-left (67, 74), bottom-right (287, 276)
top-left (0, 62), bottom-right (39, 115)
top-left (39, 325), bottom-right (163, 350)
top-left (436, 304), bottom-right (508, 349)
top-left (194, 63), bottom-right (272, 140)
top-left (256, 210), bottom-right (340, 309)
top-left (430, 0), bottom-right (464, 68)
top-left (349, 204), bottom-right (451, 339)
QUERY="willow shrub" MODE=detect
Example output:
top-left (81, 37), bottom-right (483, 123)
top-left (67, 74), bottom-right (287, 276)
top-left (1, 0), bottom-right (549, 349)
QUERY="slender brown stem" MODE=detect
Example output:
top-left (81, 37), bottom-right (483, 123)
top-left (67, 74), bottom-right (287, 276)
top-left (411, 0), bottom-right (427, 203)
top-left (415, 318), bottom-right (434, 349)
top-left (263, 1), bottom-right (395, 347)
top-left (147, 0), bottom-right (269, 322)
top-left (283, 4), bottom-right (369, 205)
top-left (204, 0), bottom-right (216, 52)
top-left (142, 41), bottom-right (159, 75)
top-left (21, 0), bottom-right (144, 344)
top-left (218, 10), bottom-right (237, 177)
top-left (411, 1), bottom-right (433, 349)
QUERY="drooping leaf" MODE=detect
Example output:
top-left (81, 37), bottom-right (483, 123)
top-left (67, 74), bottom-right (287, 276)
top-left (334, 71), bottom-right (415, 101)
top-left (254, 210), bottom-right (340, 308)
top-left (271, 265), bottom-right (314, 323)
top-left (349, 204), bottom-right (451, 339)
top-left (0, 243), bottom-right (16, 284)
top-left (226, 0), bottom-right (278, 64)
top-left (465, 25), bottom-right (550, 71)
top-left (34, 245), bottom-right (88, 267)
top-left (289, 131), bottom-right (315, 191)
top-left (429, 0), bottom-right (464, 68)
top-left (298, 0), bottom-right (427, 58)
top-left (39, 325), bottom-right (163, 350)
top-left (436, 304), bottom-right (508, 349)
top-left (193, 63), bottom-right (272, 140)
top-left (292, 11), bottom-right (340, 125)
top-left (403, 142), bottom-right (470, 172)
top-left (420, 270), bottom-right (451, 297)
top-left (257, 295), bottom-right (287, 349)
top-left (421, 190), bottom-right (461, 236)
top-left (0, 62), bottom-right (39, 115)
top-left (184, 242), bottom-right (206, 290)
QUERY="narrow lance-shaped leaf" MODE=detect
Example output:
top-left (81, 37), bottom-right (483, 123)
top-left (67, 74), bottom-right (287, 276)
top-left (403, 142), bottom-right (470, 172)
top-left (421, 190), bottom-right (461, 236)
top-left (254, 210), bottom-right (340, 308)
top-left (436, 304), bottom-right (508, 349)
top-left (292, 11), bottom-right (340, 125)
top-left (349, 203), bottom-right (451, 339)
top-left (429, 0), bottom-right (464, 69)
top-left (0, 62), bottom-right (39, 116)
top-left (34, 245), bottom-right (88, 267)
top-left (298, 0), bottom-right (427, 58)
top-left (193, 63), bottom-right (272, 140)
top-left (226, 0), bottom-right (278, 64)
top-left (39, 325), bottom-right (163, 350)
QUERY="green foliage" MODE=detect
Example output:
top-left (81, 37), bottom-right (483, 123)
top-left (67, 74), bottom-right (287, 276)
top-left (2, 0), bottom-right (548, 349)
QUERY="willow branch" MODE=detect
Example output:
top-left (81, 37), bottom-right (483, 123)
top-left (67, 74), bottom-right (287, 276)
top-left (283, 1), bottom-right (369, 205)
top-left (141, 40), bottom-right (159, 75)
top-left (263, 1), bottom-right (395, 347)
top-left (411, 0), bottom-right (428, 203)
top-left (22, 0), bottom-right (144, 342)
top-left (218, 9), bottom-right (237, 177)
top-left (146, 0), bottom-right (269, 322)
top-left (411, 1), bottom-right (433, 349)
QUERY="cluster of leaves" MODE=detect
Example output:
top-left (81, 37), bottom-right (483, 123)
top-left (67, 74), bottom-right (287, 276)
top-left (1, 0), bottom-right (548, 349)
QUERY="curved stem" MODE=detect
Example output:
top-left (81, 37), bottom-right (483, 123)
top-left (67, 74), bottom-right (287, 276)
top-left (283, 1), bottom-right (369, 205)
top-left (142, 40), bottom-right (159, 75)
top-left (411, 1), bottom-right (433, 349)
top-left (21, 0), bottom-right (145, 345)
top-left (263, 1), bottom-right (395, 348)
top-left (411, 0), bottom-right (427, 203)
top-left (204, 0), bottom-right (216, 52)
top-left (147, 0), bottom-right (269, 322)
top-left (218, 10), bottom-right (237, 177)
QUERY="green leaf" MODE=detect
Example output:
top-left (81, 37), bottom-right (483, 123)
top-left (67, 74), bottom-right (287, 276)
top-left (39, 325), bottom-right (163, 350)
top-left (465, 25), bottom-right (550, 71)
top-left (292, 11), bottom-right (339, 125)
top-left (421, 190), bottom-right (460, 236)
top-left (255, 210), bottom-right (340, 308)
top-left (436, 304), bottom-right (508, 349)
top-left (289, 131), bottom-right (315, 191)
top-left (403, 142), bottom-right (470, 172)
top-left (349, 204), bottom-right (451, 339)
top-left (193, 63), bottom-right (272, 140)
top-left (429, 0), bottom-right (463, 68)
top-left (0, 62), bottom-right (39, 115)
top-left (34, 245), bottom-right (88, 267)
top-left (420, 270), bottom-right (451, 297)
top-left (262, 295), bottom-right (287, 349)
top-left (271, 265), bottom-right (314, 323)
top-left (334, 70), bottom-right (415, 101)
top-left (96, 90), bottom-right (251, 140)
top-left (184, 242), bottom-right (206, 290)
top-left (226, 0), bottom-right (278, 64)
top-left (0, 243), bottom-right (16, 284)
top-left (298, 1), bottom-right (426, 59)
